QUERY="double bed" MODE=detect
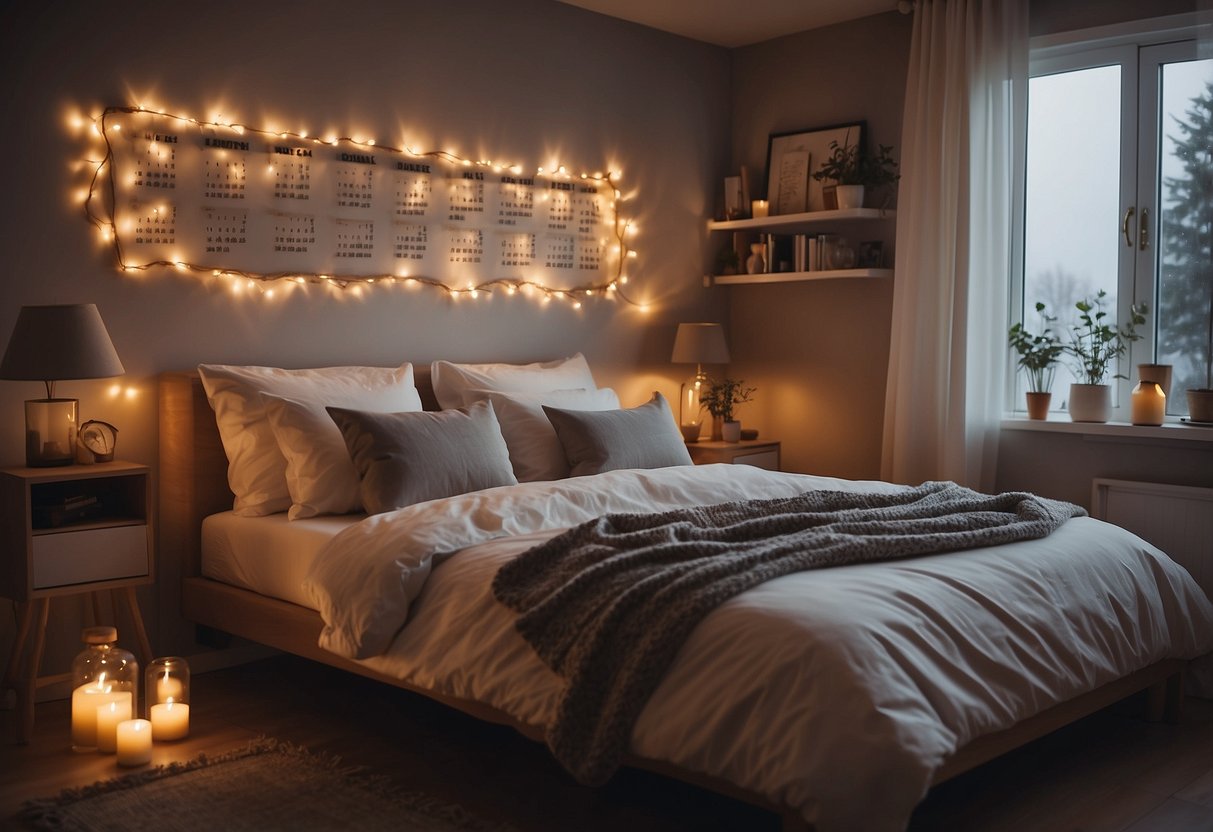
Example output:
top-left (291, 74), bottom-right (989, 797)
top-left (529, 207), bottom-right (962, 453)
top-left (159, 367), bottom-right (1213, 832)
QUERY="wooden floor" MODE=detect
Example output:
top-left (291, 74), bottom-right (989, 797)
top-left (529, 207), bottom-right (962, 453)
top-left (2, 654), bottom-right (1212, 831)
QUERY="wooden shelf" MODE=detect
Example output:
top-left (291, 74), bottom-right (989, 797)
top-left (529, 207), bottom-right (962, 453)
top-left (707, 208), bottom-right (896, 232)
top-left (713, 268), bottom-right (893, 285)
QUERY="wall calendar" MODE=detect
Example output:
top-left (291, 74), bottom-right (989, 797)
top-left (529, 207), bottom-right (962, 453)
top-left (101, 109), bottom-right (618, 289)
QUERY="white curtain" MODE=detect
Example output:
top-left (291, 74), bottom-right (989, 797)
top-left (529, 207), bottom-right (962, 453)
top-left (881, 0), bottom-right (1027, 490)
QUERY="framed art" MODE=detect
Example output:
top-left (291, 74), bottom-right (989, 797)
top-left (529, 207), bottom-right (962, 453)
top-left (765, 121), bottom-right (865, 214)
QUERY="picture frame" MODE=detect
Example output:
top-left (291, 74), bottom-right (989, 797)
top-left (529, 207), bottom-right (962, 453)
top-left (765, 121), bottom-right (865, 214)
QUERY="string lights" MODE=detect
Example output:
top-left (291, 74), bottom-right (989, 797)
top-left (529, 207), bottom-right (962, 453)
top-left (78, 104), bottom-right (644, 308)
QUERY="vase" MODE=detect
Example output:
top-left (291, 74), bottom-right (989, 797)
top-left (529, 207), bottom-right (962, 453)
top-left (835, 185), bottom-right (864, 210)
top-left (722, 420), bottom-right (741, 443)
top-left (1068, 383), bottom-right (1111, 423)
top-left (746, 243), bottom-right (766, 275)
top-left (1188, 389), bottom-right (1213, 423)
top-left (1137, 364), bottom-right (1172, 400)
top-left (1025, 391), bottom-right (1051, 420)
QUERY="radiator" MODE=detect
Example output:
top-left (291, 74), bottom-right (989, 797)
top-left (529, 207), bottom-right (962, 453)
top-left (1092, 478), bottom-right (1213, 601)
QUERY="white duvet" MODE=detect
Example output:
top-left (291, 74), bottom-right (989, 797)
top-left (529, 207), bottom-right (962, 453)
top-left (301, 465), bottom-right (1213, 831)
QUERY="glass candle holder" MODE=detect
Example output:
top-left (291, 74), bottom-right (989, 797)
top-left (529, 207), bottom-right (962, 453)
top-left (71, 626), bottom-right (137, 752)
top-left (146, 657), bottom-right (190, 741)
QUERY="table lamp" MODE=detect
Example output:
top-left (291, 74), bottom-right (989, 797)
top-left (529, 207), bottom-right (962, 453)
top-left (0, 304), bottom-right (125, 467)
top-left (671, 322), bottom-right (730, 441)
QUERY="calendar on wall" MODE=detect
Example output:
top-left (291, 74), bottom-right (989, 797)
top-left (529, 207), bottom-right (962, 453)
top-left (104, 110), bottom-right (617, 287)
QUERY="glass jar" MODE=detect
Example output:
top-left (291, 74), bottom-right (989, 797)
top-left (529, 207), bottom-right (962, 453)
top-left (146, 656), bottom-right (190, 740)
top-left (70, 626), bottom-right (137, 752)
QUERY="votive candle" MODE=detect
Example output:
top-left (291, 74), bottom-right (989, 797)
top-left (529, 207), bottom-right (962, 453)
top-left (116, 719), bottom-right (153, 767)
top-left (149, 701), bottom-right (190, 741)
top-left (751, 199), bottom-right (769, 218)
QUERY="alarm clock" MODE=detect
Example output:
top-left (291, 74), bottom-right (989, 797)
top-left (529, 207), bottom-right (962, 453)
top-left (78, 420), bottom-right (119, 463)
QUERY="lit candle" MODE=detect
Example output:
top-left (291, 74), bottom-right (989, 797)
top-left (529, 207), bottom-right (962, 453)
top-left (1131, 381), bottom-right (1165, 426)
top-left (149, 702), bottom-right (190, 741)
top-left (95, 700), bottom-right (128, 753)
top-left (751, 199), bottom-right (769, 218)
top-left (116, 719), bottom-right (153, 766)
top-left (71, 682), bottom-right (131, 750)
top-left (156, 668), bottom-right (183, 703)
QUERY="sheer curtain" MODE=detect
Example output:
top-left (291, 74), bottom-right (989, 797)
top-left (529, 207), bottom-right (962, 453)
top-left (881, 0), bottom-right (1027, 490)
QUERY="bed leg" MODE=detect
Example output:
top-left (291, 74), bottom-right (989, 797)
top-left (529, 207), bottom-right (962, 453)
top-left (1145, 670), bottom-right (1184, 724)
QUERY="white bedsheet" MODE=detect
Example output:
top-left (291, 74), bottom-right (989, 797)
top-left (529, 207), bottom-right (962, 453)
top-left (202, 511), bottom-right (360, 608)
top-left (300, 465), bottom-right (1213, 831)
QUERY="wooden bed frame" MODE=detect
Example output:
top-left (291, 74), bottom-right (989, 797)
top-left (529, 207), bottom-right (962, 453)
top-left (159, 370), bottom-right (1185, 831)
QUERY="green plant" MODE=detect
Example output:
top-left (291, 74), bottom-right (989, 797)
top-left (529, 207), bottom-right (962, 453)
top-left (700, 378), bottom-right (755, 422)
top-left (1008, 302), bottom-right (1064, 392)
top-left (1064, 290), bottom-right (1148, 385)
top-left (811, 140), bottom-right (900, 189)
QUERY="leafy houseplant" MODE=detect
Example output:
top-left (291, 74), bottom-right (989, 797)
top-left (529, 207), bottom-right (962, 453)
top-left (812, 140), bottom-right (899, 209)
top-left (1063, 290), bottom-right (1148, 422)
top-left (1008, 302), bottom-right (1064, 419)
top-left (701, 378), bottom-right (756, 442)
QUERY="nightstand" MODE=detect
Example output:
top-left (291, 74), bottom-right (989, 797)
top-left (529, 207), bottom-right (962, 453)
top-left (0, 461), bottom-right (154, 744)
top-left (686, 439), bottom-right (781, 470)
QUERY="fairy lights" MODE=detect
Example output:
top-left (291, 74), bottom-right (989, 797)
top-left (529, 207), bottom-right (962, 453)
top-left (78, 104), bottom-right (642, 307)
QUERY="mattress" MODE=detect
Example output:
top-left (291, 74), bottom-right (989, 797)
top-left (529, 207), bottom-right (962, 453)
top-left (201, 511), bottom-right (361, 609)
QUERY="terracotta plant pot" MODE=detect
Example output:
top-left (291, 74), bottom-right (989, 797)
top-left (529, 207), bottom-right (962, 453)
top-left (1025, 391), bottom-right (1051, 420)
top-left (1068, 383), bottom-right (1111, 423)
top-left (1188, 389), bottom-right (1213, 423)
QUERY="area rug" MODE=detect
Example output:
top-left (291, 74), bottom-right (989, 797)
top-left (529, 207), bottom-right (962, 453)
top-left (20, 738), bottom-right (514, 831)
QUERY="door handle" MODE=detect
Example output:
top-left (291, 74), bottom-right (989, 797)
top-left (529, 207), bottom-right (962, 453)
top-left (1139, 207), bottom-right (1149, 250)
top-left (1122, 206), bottom-right (1135, 248)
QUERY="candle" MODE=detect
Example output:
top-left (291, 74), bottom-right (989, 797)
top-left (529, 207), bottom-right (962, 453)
top-left (95, 700), bottom-right (129, 753)
top-left (149, 701), bottom-right (190, 741)
top-left (751, 199), bottom-right (769, 218)
top-left (156, 669), bottom-right (184, 703)
top-left (1131, 381), bottom-right (1165, 426)
top-left (71, 682), bottom-right (132, 750)
top-left (116, 719), bottom-right (153, 766)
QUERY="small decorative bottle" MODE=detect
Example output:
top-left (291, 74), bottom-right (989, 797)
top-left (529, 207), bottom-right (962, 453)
top-left (146, 656), bottom-right (191, 741)
top-left (746, 242), bottom-right (767, 275)
top-left (70, 626), bottom-right (137, 752)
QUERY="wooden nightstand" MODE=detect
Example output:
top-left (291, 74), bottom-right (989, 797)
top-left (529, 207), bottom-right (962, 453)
top-left (0, 461), bottom-right (154, 744)
top-left (686, 439), bottom-right (781, 470)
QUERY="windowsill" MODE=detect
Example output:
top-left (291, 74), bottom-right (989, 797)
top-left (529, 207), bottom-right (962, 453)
top-left (1001, 415), bottom-right (1213, 443)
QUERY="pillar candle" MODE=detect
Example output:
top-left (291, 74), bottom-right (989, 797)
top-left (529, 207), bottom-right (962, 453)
top-left (116, 719), bottom-right (153, 767)
top-left (751, 200), bottom-right (769, 218)
top-left (95, 700), bottom-right (130, 753)
top-left (1131, 381), bottom-right (1165, 426)
top-left (149, 702), bottom-right (190, 741)
top-left (71, 685), bottom-right (131, 749)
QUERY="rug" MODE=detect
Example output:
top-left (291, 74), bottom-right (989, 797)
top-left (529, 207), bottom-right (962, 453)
top-left (19, 738), bottom-right (514, 832)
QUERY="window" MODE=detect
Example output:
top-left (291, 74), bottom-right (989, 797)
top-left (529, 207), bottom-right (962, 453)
top-left (1017, 19), bottom-right (1212, 417)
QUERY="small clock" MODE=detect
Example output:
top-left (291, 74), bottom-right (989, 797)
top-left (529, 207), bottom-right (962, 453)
top-left (79, 420), bottom-right (119, 463)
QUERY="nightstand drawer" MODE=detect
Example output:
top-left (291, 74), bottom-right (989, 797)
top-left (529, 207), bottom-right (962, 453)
top-left (732, 450), bottom-right (780, 470)
top-left (32, 524), bottom-right (149, 590)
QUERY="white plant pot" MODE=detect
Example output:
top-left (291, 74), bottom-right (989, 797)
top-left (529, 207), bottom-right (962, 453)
top-left (721, 420), bottom-right (742, 443)
top-left (835, 185), bottom-right (865, 210)
top-left (1068, 383), bottom-right (1111, 423)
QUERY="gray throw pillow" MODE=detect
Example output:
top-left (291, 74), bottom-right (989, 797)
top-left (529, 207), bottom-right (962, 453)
top-left (543, 392), bottom-right (693, 477)
top-left (327, 400), bottom-right (518, 515)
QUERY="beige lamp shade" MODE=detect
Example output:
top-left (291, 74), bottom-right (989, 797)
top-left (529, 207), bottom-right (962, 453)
top-left (671, 323), bottom-right (730, 365)
top-left (1, 304), bottom-right (125, 383)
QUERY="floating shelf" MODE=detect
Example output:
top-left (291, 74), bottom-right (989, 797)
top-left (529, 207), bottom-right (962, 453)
top-left (712, 269), bottom-right (893, 285)
top-left (707, 208), bottom-right (896, 232)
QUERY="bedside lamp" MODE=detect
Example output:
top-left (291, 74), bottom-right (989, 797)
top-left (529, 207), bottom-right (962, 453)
top-left (0, 304), bottom-right (125, 467)
top-left (671, 323), bottom-right (730, 442)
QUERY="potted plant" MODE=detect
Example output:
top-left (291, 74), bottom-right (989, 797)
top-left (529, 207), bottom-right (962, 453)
top-left (811, 140), bottom-right (899, 209)
top-left (1187, 281), bottom-right (1213, 422)
top-left (701, 378), bottom-right (756, 442)
top-left (1008, 302), bottom-right (1064, 419)
top-left (1063, 290), bottom-right (1148, 423)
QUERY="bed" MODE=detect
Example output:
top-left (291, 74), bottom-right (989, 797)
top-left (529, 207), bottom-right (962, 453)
top-left (159, 368), bottom-right (1213, 832)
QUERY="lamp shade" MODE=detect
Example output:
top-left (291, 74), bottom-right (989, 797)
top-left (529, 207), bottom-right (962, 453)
top-left (671, 323), bottom-right (730, 365)
top-left (0, 304), bottom-right (125, 381)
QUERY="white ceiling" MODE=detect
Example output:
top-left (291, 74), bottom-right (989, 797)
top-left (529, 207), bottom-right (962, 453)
top-left (555, 0), bottom-right (900, 47)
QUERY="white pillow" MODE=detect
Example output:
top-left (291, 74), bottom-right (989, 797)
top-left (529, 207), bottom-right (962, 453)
top-left (430, 353), bottom-right (596, 409)
top-left (197, 364), bottom-right (421, 516)
top-left (262, 386), bottom-right (424, 519)
top-left (478, 388), bottom-right (620, 482)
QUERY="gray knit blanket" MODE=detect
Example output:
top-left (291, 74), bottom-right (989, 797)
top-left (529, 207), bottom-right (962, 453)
top-left (491, 480), bottom-right (1085, 785)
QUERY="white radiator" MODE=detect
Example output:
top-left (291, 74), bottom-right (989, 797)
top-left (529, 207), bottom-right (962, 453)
top-left (1092, 478), bottom-right (1213, 601)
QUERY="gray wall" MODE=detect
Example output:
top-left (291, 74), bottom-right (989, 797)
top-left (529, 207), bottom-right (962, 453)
top-left (0, 0), bottom-right (729, 669)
